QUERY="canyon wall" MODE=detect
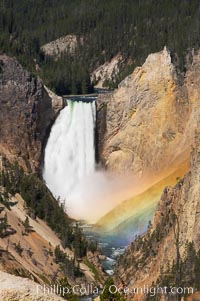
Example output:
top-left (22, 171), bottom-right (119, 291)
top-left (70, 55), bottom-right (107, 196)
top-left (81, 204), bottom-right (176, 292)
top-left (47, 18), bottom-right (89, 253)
top-left (115, 126), bottom-right (200, 298)
top-left (96, 47), bottom-right (200, 183)
top-left (96, 46), bottom-right (200, 244)
top-left (107, 47), bottom-right (200, 297)
top-left (0, 55), bottom-right (63, 173)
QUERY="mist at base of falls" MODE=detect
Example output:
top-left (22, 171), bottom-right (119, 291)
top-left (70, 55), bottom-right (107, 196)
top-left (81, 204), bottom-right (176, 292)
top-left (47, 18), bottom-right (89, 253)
top-left (43, 100), bottom-right (140, 223)
top-left (59, 170), bottom-right (142, 223)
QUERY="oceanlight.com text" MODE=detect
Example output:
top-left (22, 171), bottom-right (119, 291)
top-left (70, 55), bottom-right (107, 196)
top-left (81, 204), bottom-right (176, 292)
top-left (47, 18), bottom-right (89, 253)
top-left (108, 284), bottom-right (194, 297)
top-left (36, 283), bottom-right (195, 298)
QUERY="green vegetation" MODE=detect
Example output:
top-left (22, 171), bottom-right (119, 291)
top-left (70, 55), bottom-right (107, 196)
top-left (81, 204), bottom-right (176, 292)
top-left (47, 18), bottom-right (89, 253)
top-left (14, 241), bottom-right (23, 256)
top-left (88, 240), bottom-right (98, 253)
top-left (72, 223), bottom-right (88, 258)
top-left (10, 268), bottom-right (39, 282)
top-left (100, 278), bottom-right (126, 301)
top-left (0, 212), bottom-right (9, 238)
top-left (38, 273), bottom-right (51, 285)
top-left (22, 216), bottom-right (33, 235)
top-left (40, 56), bottom-right (94, 95)
top-left (152, 242), bottom-right (200, 300)
top-left (0, 202), bottom-right (16, 238)
top-left (0, 162), bottom-right (73, 247)
top-left (58, 277), bottom-right (78, 301)
top-left (1, 0), bottom-right (200, 93)
top-left (0, 161), bottom-right (87, 256)
top-left (0, 59), bottom-right (3, 74)
top-left (0, 192), bottom-right (11, 210)
top-left (54, 245), bottom-right (82, 279)
top-left (84, 258), bottom-right (100, 282)
top-left (0, 161), bottom-right (95, 285)
top-left (117, 208), bottom-right (200, 300)
top-left (118, 208), bottom-right (173, 269)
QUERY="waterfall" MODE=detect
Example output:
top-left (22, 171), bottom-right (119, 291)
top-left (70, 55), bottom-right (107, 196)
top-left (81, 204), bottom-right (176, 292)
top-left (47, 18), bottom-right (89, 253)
top-left (43, 100), bottom-right (96, 219)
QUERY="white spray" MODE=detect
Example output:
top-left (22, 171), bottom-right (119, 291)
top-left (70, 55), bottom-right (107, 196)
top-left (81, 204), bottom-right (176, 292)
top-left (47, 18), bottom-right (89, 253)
top-left (43, 100), bottom-right (141, 223)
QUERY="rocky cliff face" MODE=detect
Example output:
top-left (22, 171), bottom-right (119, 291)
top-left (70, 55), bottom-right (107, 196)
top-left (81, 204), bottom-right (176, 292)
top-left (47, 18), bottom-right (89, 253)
top-left (91, 54), bottom-right (123, 88)
top-left (97, 46), bottom-right (200, 291)
top-left (0, 188), bottom-right (101, 295)
top-left (41, 35), bottom-right (78, 58)
top-left (0, 271), bottom-right (64, 301)
top-left (0, 55), bottom-right (63, 172)
top-left (115, 128), bottom-right (200, 298)
top-left (97, 47), bottom-right (200, 184)
top-left (96, 47), bottom-right (200, 235)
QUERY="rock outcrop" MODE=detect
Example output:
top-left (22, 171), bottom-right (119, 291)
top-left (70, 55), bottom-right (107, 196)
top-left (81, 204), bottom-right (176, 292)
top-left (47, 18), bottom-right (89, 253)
top-left (91, 54), bottom-right (123, 88)
top-left (96, 46), bottom-right (200, 241)
top-left (0, 55), bottom-right (63, 172)
top-left (115, 127), bottom-right (200, 299)
top-left (0, 271), bottom-right (64, 301)
top-left (41, 35), bottom-right (78, 58)
top-left (44, 85), bottom-right (63, 115)
top-left (97, 47), bottom-right (200, 184)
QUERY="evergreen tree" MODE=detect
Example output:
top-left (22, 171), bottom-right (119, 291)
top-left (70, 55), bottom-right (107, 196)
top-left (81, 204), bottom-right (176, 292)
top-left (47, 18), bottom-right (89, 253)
top-left (23, 216), bottom-right (32, 234)
top-left (1, 0), bottom-right (200, 93)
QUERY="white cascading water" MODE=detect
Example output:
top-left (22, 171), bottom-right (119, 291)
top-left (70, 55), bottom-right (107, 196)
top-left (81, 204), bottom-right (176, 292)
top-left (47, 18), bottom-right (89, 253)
top-left (43, 100), bottom-right (96, 220)
top-left (43, 99), bottom-right (139, 223)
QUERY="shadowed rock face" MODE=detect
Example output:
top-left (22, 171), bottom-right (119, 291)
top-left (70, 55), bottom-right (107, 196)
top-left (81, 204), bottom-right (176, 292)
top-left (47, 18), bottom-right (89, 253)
top-left (0, 55), bottom-right (63, 173)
